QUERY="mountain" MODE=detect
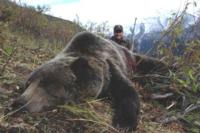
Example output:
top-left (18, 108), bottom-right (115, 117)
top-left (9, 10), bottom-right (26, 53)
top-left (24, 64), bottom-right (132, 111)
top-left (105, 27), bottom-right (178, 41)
top-left (128, 14), bottom-right (200, 56)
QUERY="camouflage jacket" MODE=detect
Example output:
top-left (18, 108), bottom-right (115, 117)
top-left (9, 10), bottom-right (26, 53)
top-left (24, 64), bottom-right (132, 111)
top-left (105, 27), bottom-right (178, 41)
top-left (110, 36), bottom-right (133, 51)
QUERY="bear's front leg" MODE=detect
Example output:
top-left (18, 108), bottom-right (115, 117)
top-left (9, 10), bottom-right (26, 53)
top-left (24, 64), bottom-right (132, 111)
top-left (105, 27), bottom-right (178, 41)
top-left (112, 85), bottom-right (139, 131)
top-left (108, 62), bottom-right (140, 131)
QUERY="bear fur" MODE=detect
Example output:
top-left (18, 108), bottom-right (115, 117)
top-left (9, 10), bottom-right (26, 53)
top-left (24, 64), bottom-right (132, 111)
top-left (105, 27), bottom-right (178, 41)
top-left (12, 32), bottom-right (170, 131)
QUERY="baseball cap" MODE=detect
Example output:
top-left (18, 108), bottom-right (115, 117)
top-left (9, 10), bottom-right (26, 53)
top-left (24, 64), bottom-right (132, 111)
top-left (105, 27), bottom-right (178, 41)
top-left (114, 25), bottom-right (123, 32)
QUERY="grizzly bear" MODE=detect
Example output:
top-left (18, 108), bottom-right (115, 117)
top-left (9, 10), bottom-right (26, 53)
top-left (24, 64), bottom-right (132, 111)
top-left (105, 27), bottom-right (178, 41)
top-left (11, 32), bottom-right (170, 131)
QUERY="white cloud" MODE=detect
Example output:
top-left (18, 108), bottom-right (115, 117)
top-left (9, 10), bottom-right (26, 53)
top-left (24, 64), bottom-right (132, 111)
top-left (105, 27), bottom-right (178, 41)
top-left (49, 0), bottom-right (195, 24)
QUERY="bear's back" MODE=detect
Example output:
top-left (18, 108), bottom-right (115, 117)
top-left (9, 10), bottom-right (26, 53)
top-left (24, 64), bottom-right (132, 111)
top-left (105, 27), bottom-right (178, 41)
top-left (62, 32), bottom-right (128, 75)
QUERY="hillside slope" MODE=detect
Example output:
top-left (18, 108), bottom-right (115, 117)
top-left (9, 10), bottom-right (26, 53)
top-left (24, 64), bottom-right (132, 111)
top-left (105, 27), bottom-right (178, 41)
top-left (0, 0), bottom-right (81, 44)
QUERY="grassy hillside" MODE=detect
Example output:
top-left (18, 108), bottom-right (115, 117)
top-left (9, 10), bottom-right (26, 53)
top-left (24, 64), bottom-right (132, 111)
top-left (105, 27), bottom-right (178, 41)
top-left (0, 0), bottom-right (199, 133)
top-left (0, 0), bottom-right (81, 43)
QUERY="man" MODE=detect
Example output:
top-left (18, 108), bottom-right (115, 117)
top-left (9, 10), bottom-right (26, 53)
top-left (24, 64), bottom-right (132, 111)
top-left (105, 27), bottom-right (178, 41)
top-left (111, 25), bottom-right (133, 51)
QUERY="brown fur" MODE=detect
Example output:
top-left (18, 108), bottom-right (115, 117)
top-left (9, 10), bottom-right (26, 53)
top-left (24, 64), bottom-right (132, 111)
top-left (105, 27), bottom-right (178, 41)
top-left (11, 32), bottom-right (170, 131)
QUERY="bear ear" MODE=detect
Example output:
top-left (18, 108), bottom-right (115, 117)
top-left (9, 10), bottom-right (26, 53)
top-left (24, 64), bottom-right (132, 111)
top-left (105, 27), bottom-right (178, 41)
top-left (70, 57), bottom-right (90, 71)
top-left (70, 57), bottom-right (92, 81)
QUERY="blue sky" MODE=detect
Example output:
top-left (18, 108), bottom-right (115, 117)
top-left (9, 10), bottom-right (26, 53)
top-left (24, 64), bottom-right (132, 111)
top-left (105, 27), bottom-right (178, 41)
top-left (16, 0), bottom-right (200, 33)
top-left (18, 0), bottom-right (80, 6)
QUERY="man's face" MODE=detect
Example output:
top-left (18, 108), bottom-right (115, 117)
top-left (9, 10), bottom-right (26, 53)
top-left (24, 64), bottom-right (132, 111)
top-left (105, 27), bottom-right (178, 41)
top-left (114, 30), bottom-right (123, 40)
